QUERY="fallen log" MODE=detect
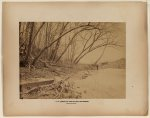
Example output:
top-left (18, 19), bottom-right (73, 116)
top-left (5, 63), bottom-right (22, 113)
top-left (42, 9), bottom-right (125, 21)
top-left (20, 79), bottom-right (54, 93)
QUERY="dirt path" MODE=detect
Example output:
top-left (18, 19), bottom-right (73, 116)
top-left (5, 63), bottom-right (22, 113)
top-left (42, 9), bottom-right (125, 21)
top-left (73, 68), bottom-right (125, 98)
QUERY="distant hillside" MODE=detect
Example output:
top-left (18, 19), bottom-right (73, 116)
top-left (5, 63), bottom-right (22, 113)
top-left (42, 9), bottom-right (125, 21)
top-left (99, 58), bottom-right (126, 69)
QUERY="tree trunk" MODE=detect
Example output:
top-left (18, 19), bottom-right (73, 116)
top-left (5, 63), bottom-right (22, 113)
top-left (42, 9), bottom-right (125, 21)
top-left (24, 22), bottom-right (34, 64)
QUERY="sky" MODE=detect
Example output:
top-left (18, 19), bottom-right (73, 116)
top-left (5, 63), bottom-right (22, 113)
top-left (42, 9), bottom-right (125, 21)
top-left (78, 23), bottom-right (126, 64)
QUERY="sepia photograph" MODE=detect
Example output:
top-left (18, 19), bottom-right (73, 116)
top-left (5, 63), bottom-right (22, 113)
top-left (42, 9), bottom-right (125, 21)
top-left (19, 22), bottom-right (126, 99)
top-left (3, 1), bottom-right (148, 115)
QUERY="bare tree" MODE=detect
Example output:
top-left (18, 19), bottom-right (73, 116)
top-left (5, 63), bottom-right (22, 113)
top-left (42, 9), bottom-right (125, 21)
top-left (31, 23), bottom-right (95, 65)
top-left (19, 22), bottom-right (124, 67)
top-left (24, 22), bottom-right (34, 65)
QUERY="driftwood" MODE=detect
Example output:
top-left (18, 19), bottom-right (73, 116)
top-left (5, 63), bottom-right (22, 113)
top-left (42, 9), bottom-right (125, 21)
top-left (20, 73), bottom-right (83, 99)
top-left (20, 76), bottom-right (82, 99)
top-left (20, 79), bottom-right (54, 92)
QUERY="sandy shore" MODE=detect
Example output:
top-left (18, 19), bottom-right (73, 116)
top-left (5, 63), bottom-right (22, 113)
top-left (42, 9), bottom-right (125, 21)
top-left (73, 68), bottom-right (125, 98)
